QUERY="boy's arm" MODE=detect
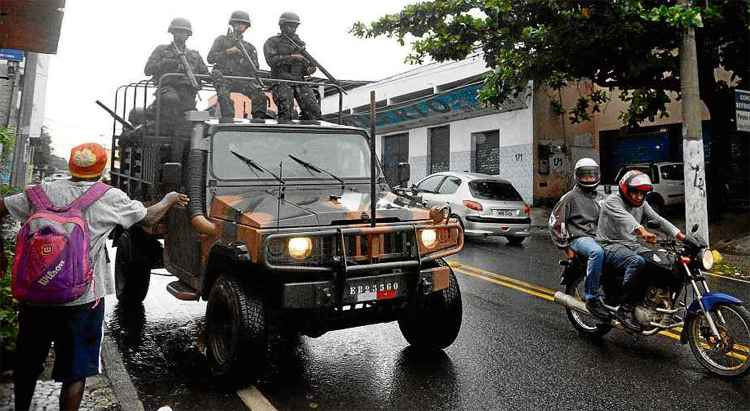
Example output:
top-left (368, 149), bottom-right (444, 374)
top-left (141, 192), bottom-right (189, 227)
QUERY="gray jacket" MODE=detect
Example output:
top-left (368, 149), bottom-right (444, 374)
top-left (548, 186), bottom-right (601, 249)
top-left (596, 193), bottom-right (680, 243)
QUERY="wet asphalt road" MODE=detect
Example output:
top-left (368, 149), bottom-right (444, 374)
top-left (105, 231), bottom-right (750, 410)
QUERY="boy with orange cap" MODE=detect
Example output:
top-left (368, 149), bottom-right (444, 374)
top-left (0, 143), bottom-right (188, 410)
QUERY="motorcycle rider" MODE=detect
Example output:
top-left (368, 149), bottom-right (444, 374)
top-left (597, 170), bottom-right (685, 331)
top-left (549, 158), bottom-right (609, 320)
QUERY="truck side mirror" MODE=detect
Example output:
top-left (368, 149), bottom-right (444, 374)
top-left (397, 162), bottom-right (410, 187)
top-left (162, 162), bottom-right (182, 193)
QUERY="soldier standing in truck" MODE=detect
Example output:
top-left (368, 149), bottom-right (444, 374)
top-left (144, 17), bottom-right (208, 135)
top-left (263, 12), bottom-right (322, 121)
top-left (208, 10), bottom-right (270, 121)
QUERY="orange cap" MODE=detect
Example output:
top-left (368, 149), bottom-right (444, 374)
top-left (69, 143), bottom-right (108, 178)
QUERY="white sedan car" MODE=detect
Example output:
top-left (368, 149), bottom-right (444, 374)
top-left (412, 171), bottom-right (531, 244)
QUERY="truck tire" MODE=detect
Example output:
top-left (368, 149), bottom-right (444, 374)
top-left (206, 275), bottom-right (267, 382)
top-left (114, 230), bottom-right (151, 304)
top-left (398, 259), bottom-right (462, 350)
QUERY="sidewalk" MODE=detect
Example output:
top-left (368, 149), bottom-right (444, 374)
top-left (0, 333), bottom-right (142, 411)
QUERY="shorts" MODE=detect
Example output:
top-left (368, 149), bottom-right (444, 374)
top-left (15, 300), bottom-right (105, 383)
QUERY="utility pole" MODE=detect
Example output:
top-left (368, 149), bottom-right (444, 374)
top-left (10, 52), bottom-right (37, 188)
top-left (678, 0), bottom-right (709, 243)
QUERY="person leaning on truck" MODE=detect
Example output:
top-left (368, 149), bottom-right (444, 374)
top-left (263, 12), bottom-right (322, 121)
top-left (4, 143), bottom-right (188, 411)
top-left (144, 17), bottom-right (208, 134)
top-left (208, 10), bottom-right (270, 120)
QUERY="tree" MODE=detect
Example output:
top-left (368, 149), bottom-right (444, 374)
top-left (352, 0), bottom-right (748, 205)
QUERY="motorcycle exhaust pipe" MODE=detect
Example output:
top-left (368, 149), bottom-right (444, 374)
top-left (554, 291), bottom-right (590, 314)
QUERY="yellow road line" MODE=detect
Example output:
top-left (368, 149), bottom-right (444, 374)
top-left (456, 268), bottom-right (554, 302)
top-left (449, 262), bottom-right (556, 296)
top-left (237, 386), bottom-right (277, 411)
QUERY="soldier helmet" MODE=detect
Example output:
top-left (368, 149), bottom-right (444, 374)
top-left (279, 12), bottom-right (301, 25)
top-left (229, 10), bottom-right (251, 26)
top-left (167, 17), bottom-right (192, 35)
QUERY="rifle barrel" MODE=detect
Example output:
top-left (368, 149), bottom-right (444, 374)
top-left (95, 100), bottom-right (134, 130)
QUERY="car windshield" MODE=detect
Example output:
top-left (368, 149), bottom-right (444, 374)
top-left (469, 180), bottom-right (523, 201)
top-left (212, 130), bottom-right (373, 180)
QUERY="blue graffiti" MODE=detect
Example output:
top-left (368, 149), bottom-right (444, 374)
top-left (346, 83), bottom-right (484, 129)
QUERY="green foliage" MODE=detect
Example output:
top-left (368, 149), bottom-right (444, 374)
top-left (0, 186), bottom-right (18, 354)
top-left (352, 0), bottom-right (748, 128)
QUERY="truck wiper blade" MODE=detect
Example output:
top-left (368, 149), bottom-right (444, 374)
top-left (230, 148), bottom-right (285, 185)
top-left (288, 154), bottom-right (344, 186)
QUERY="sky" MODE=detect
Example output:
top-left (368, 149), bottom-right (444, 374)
top-left (43, 0), bottom-right (418, 158)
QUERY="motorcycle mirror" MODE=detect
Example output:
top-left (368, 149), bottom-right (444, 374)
top-left (692, 224), bottom-right (699, 233)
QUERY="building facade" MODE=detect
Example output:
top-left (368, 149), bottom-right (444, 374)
top-left (321, 54), bottom-right (537, 204)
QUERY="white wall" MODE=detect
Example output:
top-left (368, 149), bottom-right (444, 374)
top-left (322, 54), bottom-right (488, 115)
top-left (377, 102), bottom-right (534, 203)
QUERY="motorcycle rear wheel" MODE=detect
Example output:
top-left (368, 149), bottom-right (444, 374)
top-left (564, 279), bottom-right (612, 338)
top-left (687, 303), bottom-right (750, 378)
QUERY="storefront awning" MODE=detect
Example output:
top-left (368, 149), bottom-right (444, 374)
top-left (0, 0), bottom-right (66, 54)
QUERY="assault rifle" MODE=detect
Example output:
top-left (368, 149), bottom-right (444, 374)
top-left (95, 100), bottom-right (134, 131)
top-left (281, 34), bottom-right (344, 93)
top-left (172, 41), bottom-right (201, 91)
top-left (229, 28), bottom-right (265, 88)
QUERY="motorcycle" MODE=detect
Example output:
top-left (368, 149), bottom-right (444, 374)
top-left (554, 224), bottom-right (750, 377)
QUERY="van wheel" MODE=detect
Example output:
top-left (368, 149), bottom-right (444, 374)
top-left (115, 230), bottom-right (151, 304)
top-left (506, 236), bottom-right (525, 245)
top-left (206, 275), bottom-right (267, 383)
top-left (398, 259), bottom-right (462, 350)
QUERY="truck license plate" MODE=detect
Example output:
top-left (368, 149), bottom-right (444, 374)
top-left (344, 274), bottom-right (406, 303)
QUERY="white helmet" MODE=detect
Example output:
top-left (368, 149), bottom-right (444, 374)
top-left (574, 158), bottom-right (600, 189)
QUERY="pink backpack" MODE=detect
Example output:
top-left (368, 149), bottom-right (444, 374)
top-left (11, 182), bottom-right (110, 304)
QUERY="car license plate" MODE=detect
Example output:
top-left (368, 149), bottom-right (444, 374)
top-left (344, 273), bottom-right (406, 303)
top-left (492, 209), bottom-right (515, 217)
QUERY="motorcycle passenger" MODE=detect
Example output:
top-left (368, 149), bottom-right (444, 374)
top-left (597, 170), bottom-right (685, 331)
top-left (549, 158), bottom-right (609, 320)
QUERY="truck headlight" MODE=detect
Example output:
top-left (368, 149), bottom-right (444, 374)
top-left (420, 229), bottom-right (438, 249)
top-left (701, 248), bottom-right (714, 270)
top-left (288, 237), bottom-right (313, 259)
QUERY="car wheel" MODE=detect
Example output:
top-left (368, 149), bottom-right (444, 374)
top-left (398, 259), bottom-right (462, 350)
top-left (206, 274), bottom-right (268, 383)
top-left (506, 236), bottom-right (525, 245)
top-left (114, 230), bottom-right (151, 305)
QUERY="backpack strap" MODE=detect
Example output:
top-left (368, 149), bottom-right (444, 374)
top-left (25, 185), bottom-right (55, 211)
top-left (70, 182), bottom-right (111, 210)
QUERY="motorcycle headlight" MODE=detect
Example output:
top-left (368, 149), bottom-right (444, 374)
top-left (288, 237), bottom-right (313, 260)
top-left (701, 248), bottom-right (714, 270)
top-left (420, 229), bottom-right (438, 249)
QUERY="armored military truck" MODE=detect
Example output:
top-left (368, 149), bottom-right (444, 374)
top-left (105, 74), bottom-right (465, 380)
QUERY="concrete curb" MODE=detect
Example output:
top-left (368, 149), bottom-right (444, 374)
top-left (101, 331), bottom-right (145, 411)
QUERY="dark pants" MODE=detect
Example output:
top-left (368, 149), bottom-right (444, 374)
top-left (14, 300), bottom-right (105, 410)
top-left (212, 70), bottom-right (268, 119)
top-left (147, 84), bottom-right (197, 136)
top-left (603, 243), bottom-right (647, 305)
top-left (272, 83), bottom-right (321, 121)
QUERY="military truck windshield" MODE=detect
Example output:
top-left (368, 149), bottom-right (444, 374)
top-left (213, 130), bottom-right (372, 180)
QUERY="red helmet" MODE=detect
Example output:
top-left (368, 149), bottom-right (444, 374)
top-left (618, 170), bottom-right (653, 207)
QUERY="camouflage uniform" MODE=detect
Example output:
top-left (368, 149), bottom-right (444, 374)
top-left (208, 34), bottom-right (268, 119)
top-left (263, 33), bottom-right (321, 121)
top-left (144, 43), bottom-right (208, 134)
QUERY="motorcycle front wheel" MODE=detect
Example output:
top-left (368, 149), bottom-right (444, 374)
top-left (687, 303), bottom-right (750, 377)
top-left (564, 279), bottom-right (612, 338)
